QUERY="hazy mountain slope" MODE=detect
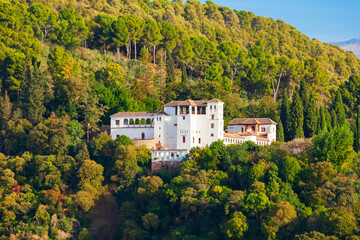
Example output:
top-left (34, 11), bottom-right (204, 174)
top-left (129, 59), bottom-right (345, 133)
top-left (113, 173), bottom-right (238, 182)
top-left (333, 38), bottom-right (360, 58)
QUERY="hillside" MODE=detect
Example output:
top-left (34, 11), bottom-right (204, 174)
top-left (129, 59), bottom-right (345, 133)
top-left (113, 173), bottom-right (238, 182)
top-left (333, 38), bottom-right (360, 58)
top-left (1, 0), bottom-right (360, 239)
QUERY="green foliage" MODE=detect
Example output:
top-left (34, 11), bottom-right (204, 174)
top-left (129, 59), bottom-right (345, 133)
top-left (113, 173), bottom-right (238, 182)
top-left (221, 211), bottom-right (248, 239)
top-left (312, 125), bottom-right (354, 170)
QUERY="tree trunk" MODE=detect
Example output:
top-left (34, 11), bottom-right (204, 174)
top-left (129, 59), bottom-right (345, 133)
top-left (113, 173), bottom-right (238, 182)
top-left (103, 43), bottom-right (106, 55)
top-left (117, 46), bottom-right (120, 62)
top-left (134, 40), bottom-right (137, 59)
top-left (153, 45), bottom-right (156, 64)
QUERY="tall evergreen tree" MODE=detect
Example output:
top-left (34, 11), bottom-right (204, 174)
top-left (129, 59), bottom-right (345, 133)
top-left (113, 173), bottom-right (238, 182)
top-left (298, 79), bottom-right (309, 109)
top-left (166, 49), bottom-right (175, 84)
top-left (316, 106), bottom-right (328, 134)
top-left (325, 108), bottom-right (332, 131)
top-left (355, 108), bottom-right (360, 152)
top-left (0, 91), bottom-right (12, 129)
top-left (22, 60), bottom-right (45, 124)
top-left (289, 92), bottom-right (304, 140)
top-left (276, 120), bottom-right (284, 142)
top-left (331, 109), bottom-right (338, 128)
top-left (334, 90), bottom-right (346, 125)
top-left (181, 63), bottom-right (188, 84)
top-left (280, 91), bottom-right (290, 141)
top-left (304, 93), bottom-right (317, 138)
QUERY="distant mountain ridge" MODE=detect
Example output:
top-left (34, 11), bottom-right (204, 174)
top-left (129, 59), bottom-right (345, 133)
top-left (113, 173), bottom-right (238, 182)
top-left (332, 38), bottom-right (360, 58)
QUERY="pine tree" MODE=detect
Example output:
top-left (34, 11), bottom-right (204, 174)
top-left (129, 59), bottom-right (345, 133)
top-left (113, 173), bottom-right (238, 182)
top-left (334, 90), bottom-right (346, 125)
top-left (289, 92), bottom-right (304, 140)
top-left (355, 108), bottom-right (360, 152)
top-left (166, 49), bottom-right (175, 84)
top-left (276, 120), bottom-right (284, 142)
top-left (181, 63), bottom-right (188, 84)
top-left (280, 91), bottom-right (290, 141)
top-left (304, 93), bottom-right (317, 138)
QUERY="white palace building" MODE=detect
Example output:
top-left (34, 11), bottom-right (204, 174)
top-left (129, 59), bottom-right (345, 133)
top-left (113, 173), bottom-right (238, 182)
top-left (110, 99), bottom-right (277, 165)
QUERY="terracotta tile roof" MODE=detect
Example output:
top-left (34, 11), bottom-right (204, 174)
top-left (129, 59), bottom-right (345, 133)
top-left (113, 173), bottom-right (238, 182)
top-left (163, 99), bottom-right (223, 107)
top-left (228, 118), bottom-right (277, 125)
top-left (224, 132), bottom-right (245, 139)
top-left (256, 136), bottom-right (271, 142)
top-left (239, 132), bottom-right (258, 136)
top-left (110, 111), bottom-right (168, 117)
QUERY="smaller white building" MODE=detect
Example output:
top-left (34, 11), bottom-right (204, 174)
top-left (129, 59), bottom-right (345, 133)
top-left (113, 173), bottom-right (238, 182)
top-left (227, 118), bottom-right (277, 145)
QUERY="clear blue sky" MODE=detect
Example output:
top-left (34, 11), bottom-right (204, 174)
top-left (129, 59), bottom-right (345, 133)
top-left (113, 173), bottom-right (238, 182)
top-left (199, 0), bottom-right (360, 43)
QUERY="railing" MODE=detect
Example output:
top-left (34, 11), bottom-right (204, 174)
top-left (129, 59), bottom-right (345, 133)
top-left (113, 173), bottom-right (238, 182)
top-left (112, 124), bottom-right (154, 128)
top-left (152, 150), bottom-right (189, 162)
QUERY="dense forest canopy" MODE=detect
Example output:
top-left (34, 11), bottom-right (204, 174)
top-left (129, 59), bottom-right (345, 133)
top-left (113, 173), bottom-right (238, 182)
top-left (1, 0), bottom-right (360, 239)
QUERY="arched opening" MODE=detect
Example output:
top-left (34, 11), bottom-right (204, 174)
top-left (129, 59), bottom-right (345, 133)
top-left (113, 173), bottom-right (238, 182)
top-left (135, 119), bottom-right (140, 125)
top-left (142, 132), bottom-right (145, 139)
top-left (141, 119), bottom-right (146, 125)
top-left (146, 118), bottom-right (151, 124)
top-left (130, 119), bottom-right (134, 125)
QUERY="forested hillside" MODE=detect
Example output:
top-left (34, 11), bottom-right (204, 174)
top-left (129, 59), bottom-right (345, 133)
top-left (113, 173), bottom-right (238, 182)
top-left (1, 0), bottom-right (360, 239)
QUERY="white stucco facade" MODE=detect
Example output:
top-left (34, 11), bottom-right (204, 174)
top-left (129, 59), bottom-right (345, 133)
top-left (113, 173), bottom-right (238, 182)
top-left (110, 100), bottom-right (277, 165)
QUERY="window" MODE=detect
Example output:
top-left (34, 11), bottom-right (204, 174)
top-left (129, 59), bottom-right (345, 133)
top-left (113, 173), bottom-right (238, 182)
top-left (199, 138), bottom-right (201, 144)
top-left (210, 106), bottom-right (212, 110)
top-left (174, 124), bottom-right (177, 126)
top-left (171, 153), bottom-right (174, 157)
top-left (211, 115), bottom-right (215, 120)
top-left (183, 116), bottom-right (185, 120)
top-left (116, 135), bottom-right (120, 138)
top-left (124, 119), bottom-right (128, 125)
top-left (115, 120), bottom-right (120, 125)
top-left (261, 127), bottom-right (265, 132)
top-left (211, 133), bottom-right (214, 137)
top-left (159, 117), bottom-right (162, 121)
top-left (183, 136), bottom-right (186, 143)
top-left (211, 123), bottom-right (214, 128)
top-left (273, 127), bottom-right (275, 132)
top-left (252, 126), bottom-right (255, 131)
top-left (159, 135), bottom-right (161, 138)
top-left (193, 137), bottom-right (195, 143)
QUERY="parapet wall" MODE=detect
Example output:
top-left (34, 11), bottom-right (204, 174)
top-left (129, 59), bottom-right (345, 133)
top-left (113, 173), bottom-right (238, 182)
top-left (151, 161), bottom-right (182, 172)
top-left (132, 139), bottom-right (158, 149)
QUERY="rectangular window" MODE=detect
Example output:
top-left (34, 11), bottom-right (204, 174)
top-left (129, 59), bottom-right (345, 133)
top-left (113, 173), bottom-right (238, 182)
top-left (183, 136), bottom-right (186, 143)
top-left (159, 117), bottom-right (162, 121)
top-left (199, 138), bottom-right (201, 144)
top-left (211, 115), bottom-right (215, 120)
top-left (193, 137), bottom-right (195, 143)
top-left (211, 133), bottom-right (214, 137)
top-left (183, 116), bottom-right (185, 120)
top-left (116, 120), bottom-right (120, 125)
top-left (211, 123), bottom-right (214, 128)
top-left (261, 127), bottom-right (265, 132)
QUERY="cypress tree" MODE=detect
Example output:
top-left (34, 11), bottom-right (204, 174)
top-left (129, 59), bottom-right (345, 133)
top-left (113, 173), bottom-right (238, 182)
top-left (0, 91), bottom-right (12, 129)
top-left (166, 49), bottom-right (175, 84)
top-left (325, 108), bottom-right (332, 130)
top-left (181, 63), bottom-right (188, 84)
top-left (331, 109), bottom-right (337, 128)
top-left (280, 91), bottom-right (290, 141)
top-left (304, 93), bottom-right (317, 138)
top-left (316, 106), bottom-right (328, 134)
top-left (289, 92), bottom-right (304, 140)
top-left (334, 90), bottom-right (346, 125)
top-left (277, 120), bottom-right (284, 142)
top-left (355, 108), bottom-right (360, 152)
top-left (298, 79), bottom-right (309, 109)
